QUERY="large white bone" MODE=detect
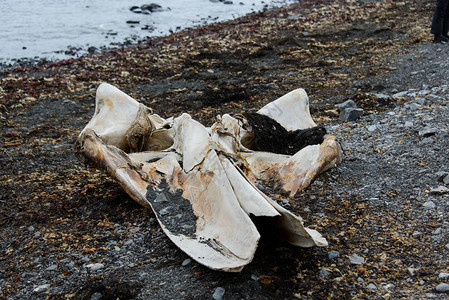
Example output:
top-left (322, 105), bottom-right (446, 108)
top-left (75, 83), bottom-right (341, 272)
top-left (257, 88), bottom-right (316, 131)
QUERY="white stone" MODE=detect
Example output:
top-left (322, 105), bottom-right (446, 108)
top-left (349, 254), bottom-right (365, 265)
top-left (33, 284), bottom-right (50, 293)
top-left (422, 201), bottom-right (436, 209)
top-left (435, 283), bottom-right (449, 292)
top-left (86, 263), bottom-right (104, 271)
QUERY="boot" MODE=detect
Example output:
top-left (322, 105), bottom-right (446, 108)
top-left (434, 34), bottom-right (449, 43)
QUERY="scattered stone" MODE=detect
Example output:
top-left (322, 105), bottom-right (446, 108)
top-left (439, 272), bottom-right (449, 279)
top-left (407, 267), bottom-right (416, 276)
top-left (412, 231), bottom-right (422, 238)
top-left (141, 3), bottom-right (163, 12)
top-left (87, 46), bottom-right (97, 54)
top-left (212, 287), bottom-right (226, 300)
top-left (436, 171), bottom-right (449, 180)
top-left (349, 254), bottom-right (365, 265)
top-left (328, 250), bottom-right (340, 260)
top-left (336, 99), bottom-right (357, 112)
top-left (182, 258), bottom-right (192, 266)
top-left (129, 227), bottom-right (140, 234)
top-left (33, 284), bottom-right (50, 293)
top-left (435, 283), bottom-right (449, 293)
top-left (27, 225), bottom-right (35, 232)
top-left (340, 108), bottom-right (364, 122)
top-left (404, 121), bottom-right (413, 127)
top-left (90, 292), bottom-right (103, 300)
top-left (422, 201), bottom-right (436, 209)
top-left (430, 186), bottom-right (449, 195)
top-left (373, 93), bottom-right (390, 99)
top-left (446, 244), bottom-right (449, 250)
top-left (46, 264), bottom-right (58, 271)
top-left (318, 269), bottom-right (330, 278)
top-left (392, 91), bottom-right (409, 98)
top-left (414, 97), bottom-right (426, 105)
top-left (366, 283), bottom-right (377, 290)
top-left (432, 228), bottom-right (442, 235)
top-left (251, 274), bottom-right (259, 281)
top-left (419, 127), bottom-right (438, 137)
top-left (367, 125), bottom-right (379, 132)
top-left (86, 263), bottom-right (104, 271)
top-left (384, 283), bottom-right (395, 290)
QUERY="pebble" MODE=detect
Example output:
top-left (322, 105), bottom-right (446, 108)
top-left (86, 263), bottom-right (104, 271)
top-left (27, 226), bottom-right (35, 232)
top-left (435, 283), bottom-right (449, 293)
top-left (367, 125), bottom-right (379, 132)
top-left (90, 292), bottom-right (103, 300)
top-left (419, 127), bottom-right (438, 137)
top-left (412, 231), bottom-right (422, 238)
top-left (432, 228), bottom-right (442, 235)
top-left (318, 269), bottom-right (330, 278)
top-left (212, 287), bottom-right (226, 300)
top-left (439, 272), bottom-right (449, 279)
top-left (384, 283), bottom-right (395, 290)
top-left (33, 284), bottom-right (50, 293)
top-left (430, 186), bottom-right (449, 195)
top-left (46, 265), bottom-right (58, 271)
top-left (392, 91), bottom-right (409, 98)
top-left (366, 283), bottom-right (377, 290)
top-left (349, 254), bottom-right (365, 265)
top-left (404, 121), bottom-right (413, 127)
top-left (129, 227), bottom-right (140, 234)
top-left (422, 201), bottom-right (436, 209)
top-left (251, 274), bottom-right (259, 281)
top-left (182, 258), bottom-right (192, 266)
top-left (328, 250), bottom-right (340, 260)
top-left (408, 267), bottom-right (416, 276)
top-left (443, 175), bottom-right (449, 184)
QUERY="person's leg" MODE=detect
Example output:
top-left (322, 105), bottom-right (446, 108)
top-left (444, 0), bottom-right (449, 38)
top-left (431, 0), bottom-right (449, 42)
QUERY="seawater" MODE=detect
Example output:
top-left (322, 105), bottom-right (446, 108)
top-left (0, 0), bottom-right (294, 64)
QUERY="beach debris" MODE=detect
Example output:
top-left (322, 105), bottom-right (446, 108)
top-left (75, 83), bottom-right (342, 272)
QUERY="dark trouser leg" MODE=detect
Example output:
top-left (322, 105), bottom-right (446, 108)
top-left (431, 0), bottom-right (449, 35)
top-left (444, 4), bottom-right (449, 37)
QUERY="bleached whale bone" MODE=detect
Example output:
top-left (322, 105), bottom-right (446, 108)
top-left (75, 83), bottom-right (342, 272)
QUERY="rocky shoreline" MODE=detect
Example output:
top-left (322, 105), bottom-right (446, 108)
top-left (1, 0), bottom-right (448, 299)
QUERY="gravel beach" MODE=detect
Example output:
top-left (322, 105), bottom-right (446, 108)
top-left (1, 0), bottom-right (448, 299)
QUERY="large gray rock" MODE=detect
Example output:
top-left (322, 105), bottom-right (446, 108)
top-left (340, 108), bottom-right (364, 122)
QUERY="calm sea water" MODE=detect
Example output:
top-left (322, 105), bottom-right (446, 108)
top-left (0, 0), bottom-right (294, 64)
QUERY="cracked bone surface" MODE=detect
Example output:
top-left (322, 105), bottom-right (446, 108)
top-left (75, 83), bottom-right (342, 272)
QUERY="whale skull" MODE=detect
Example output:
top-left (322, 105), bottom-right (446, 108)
top-left (74, 83), bottom-right (342, 272)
